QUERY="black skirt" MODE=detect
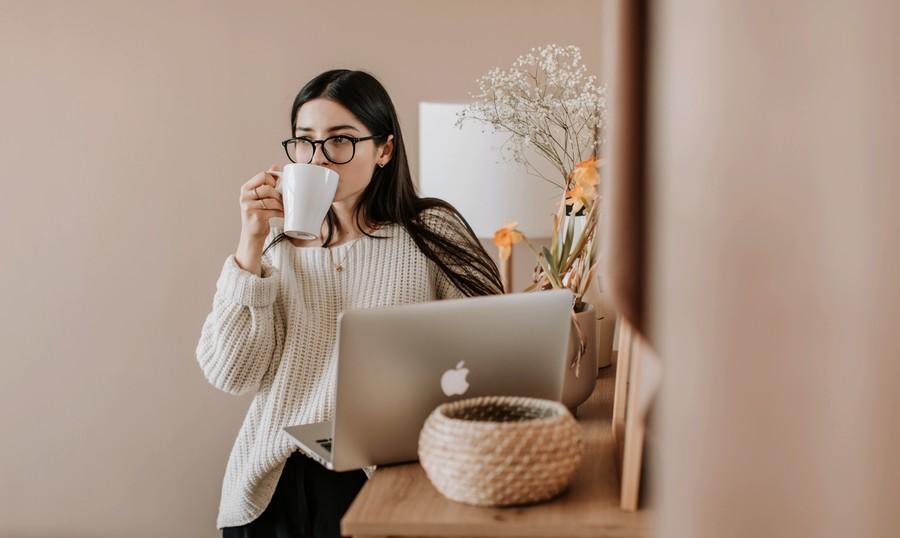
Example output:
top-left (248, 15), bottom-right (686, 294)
top-left (221, 450), bottom-right (368, 538)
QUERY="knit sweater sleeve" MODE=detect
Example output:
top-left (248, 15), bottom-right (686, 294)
top-left (195, 252), bottom-right (281, 395)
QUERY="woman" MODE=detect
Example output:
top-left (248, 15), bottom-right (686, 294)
top-left (195, 69), bottom-right (504, 537)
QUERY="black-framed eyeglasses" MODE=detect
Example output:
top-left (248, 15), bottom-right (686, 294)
top-left (281, 134), bottom-right (385, 165)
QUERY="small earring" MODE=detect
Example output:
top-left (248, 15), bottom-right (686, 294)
top-left (378, 162), bottom-right (385, 168)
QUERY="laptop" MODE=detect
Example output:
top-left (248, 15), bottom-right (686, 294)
top-left (283, 288), bottom-right (575, 471)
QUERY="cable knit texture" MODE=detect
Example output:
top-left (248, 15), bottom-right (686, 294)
top-left (195, 208), bottom-right (471, 529)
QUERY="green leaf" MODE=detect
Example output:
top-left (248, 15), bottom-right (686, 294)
top-left (541, 246), bottom-right (557, 274)
top-left (550, 215), bottom-right (559, 261)
top-left (538, 247), bottom-right (562, 288)
top-left (559, 216), bottom-right (576, 272)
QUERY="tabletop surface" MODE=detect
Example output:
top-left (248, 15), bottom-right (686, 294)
top-left (341, 359), bottom-right (652, 538)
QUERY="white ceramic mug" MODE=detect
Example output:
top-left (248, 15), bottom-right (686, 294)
top-left (269, 163), bottom-right (340, 239)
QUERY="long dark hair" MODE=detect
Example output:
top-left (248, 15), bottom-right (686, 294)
top-left (263, 69), bottom-right (504, 298)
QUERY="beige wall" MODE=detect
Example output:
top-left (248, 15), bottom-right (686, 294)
top-left (649, 2), bottom-right (900, 537)
top-left (0, 1), bottom-right (604, 536)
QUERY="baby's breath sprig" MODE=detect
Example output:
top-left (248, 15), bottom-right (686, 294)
top-left (456, 44), bottom-right (608, 191)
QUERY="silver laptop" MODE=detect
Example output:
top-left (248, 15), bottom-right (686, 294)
top-left (283, 288), bottom-right (575, 471)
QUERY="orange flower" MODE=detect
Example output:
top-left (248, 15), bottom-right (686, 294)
top-left (565, 182), bottom-right (588, 214)
top-left (493, 221), bottom-right (524, 261)
top-left (565, 157), bottom-right (600, 214)
top-left (570, 157), bottom-right (600, 189)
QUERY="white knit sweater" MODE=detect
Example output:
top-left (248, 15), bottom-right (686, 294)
top-left (195, 208), bottom-right (472, 529)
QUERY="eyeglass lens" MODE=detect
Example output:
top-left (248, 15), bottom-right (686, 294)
top-left (286, 137), bottom-right (355, 164)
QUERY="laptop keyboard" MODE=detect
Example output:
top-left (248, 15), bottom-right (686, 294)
top-left (316, 438), bottom-right (333, 452)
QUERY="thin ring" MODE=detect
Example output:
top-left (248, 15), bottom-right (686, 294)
top-left (260, 198), bottom-right (267, 210)
top-left (254, 186), bottom-right (261, 199)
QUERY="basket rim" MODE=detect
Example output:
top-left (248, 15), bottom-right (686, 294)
top-left (431, 395), bottom-right (571, 426)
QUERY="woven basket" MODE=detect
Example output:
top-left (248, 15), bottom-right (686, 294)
top-left (417, 395), bottom-right (584, 507)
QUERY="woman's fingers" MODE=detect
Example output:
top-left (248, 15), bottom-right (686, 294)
top-left (241, 184), bottom-right (280, 202)
top-left (239, 168), bottom-right (286, 240)
top-left (244, 167), bottom-right (278, 191)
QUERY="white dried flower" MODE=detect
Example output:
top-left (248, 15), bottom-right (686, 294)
top-left (458, 44), bottom-right (608, 187)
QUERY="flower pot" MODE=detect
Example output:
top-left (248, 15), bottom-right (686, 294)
top-left (561, 302), bottom-right (598, 415)
top-left (556, 211), bottom-right (588, 256)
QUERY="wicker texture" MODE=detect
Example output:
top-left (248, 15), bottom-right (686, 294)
top-left (418, 395), bottom-right (584, 506)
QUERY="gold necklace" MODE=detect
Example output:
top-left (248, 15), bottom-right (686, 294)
top-left (328, 225), bottom-right (381, 272)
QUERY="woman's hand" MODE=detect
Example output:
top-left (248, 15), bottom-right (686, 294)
top-left (239, 164), bottom-right (284, 243)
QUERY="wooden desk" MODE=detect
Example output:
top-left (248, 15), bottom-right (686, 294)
top-left (341, 362), bottom-right (652, 537)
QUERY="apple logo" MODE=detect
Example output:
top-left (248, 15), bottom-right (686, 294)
top-left (440, 360), bottom-right (470, 396)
